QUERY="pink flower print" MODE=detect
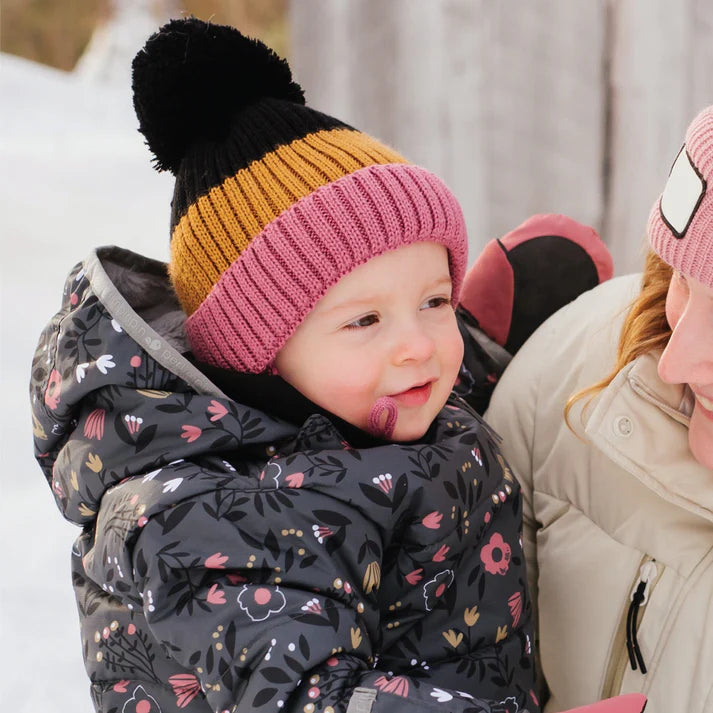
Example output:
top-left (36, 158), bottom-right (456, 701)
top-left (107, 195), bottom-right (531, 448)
top-left (207, 400), bottom-right (228, 422)
top-left (227, 573), bottom-right (247, 585)
top-left (207, 584), bottom-right (226, 605)
top-left (307, 687), bottom-right (320, 699)
top-left (301, 597), bottom-right (322, 614)
top-left (237, 585), bottom-right (287, 622)
top-left (432, 544), bottom-right (450, 562)
top-left (44, 369), bottom-right (62, 410)
top-left (374, 675), bottom-right (409, 697)
top-left (113, 680), bottom-right (129, 693)
top-left (120, 685), bottom-right (161, 713)
top-left (205, 552), bottom-right (228, 569)
top-left (372, 473), bottom-right (393, 493)
top-left (181, 424), bottom-right (202, 443)
top-left (285, 471), bottom-right (304, 488)
top-left (471, 447), bottom-right (483, 466)
top-left (127, 623), bottom-right (136, 635)
top-left (130, 356), bottom-right (142, 368)
top-left (82, 409), bottom-right (107, 441)
top-left (480, 532), bottom-right (512, 575)
top-left (422, 511), bottom-right (442, 529)
top-left (312, 524), bottom-right (333, 544)
top-left (405, 568), bottom-right (423, 585)
top-left (509, 591), bottom-right (523, 627)
top-left (124, 415), bottom-right (143, 435)
top-left (168, 673), bottom-right (201, 708)
top-left (422, 569), bottom-right (455, 611)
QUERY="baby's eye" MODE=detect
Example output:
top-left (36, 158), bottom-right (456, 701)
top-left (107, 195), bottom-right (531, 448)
top-left (421, 296), bottom-right (452, 310)
top-left (344, 313), bottom-right (379, 330)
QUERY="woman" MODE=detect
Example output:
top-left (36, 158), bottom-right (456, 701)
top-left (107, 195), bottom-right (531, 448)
top-left (485, 106), bottom-right (713, 713)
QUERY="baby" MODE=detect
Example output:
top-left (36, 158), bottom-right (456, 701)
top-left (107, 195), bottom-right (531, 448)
top-left (30, 18), bottom-right (642, 713)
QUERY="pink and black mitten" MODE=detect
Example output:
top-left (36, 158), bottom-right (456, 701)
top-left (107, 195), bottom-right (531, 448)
top-left (459, 213), bottom-right (614, 355)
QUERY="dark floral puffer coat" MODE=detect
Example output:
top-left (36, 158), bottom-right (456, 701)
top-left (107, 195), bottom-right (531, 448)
top-left (31, 248), bottom-right (536, 713)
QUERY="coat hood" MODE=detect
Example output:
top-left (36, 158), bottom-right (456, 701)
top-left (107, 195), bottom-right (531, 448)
top-left (30, 246), bottom-right (297, 527)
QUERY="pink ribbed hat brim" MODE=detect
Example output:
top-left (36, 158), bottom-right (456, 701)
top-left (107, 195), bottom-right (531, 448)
top-left (186, 163), bottom-right (468, 373)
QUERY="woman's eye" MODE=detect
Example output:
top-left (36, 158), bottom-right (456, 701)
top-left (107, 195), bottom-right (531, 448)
top-left (344, 313), bottom-right (379, 330)
top-left (421, 296), bottom-right (451, 310)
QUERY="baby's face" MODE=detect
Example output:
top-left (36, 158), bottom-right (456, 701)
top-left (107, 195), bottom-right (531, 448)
top-left (274, 242), bottom-right (464, 441)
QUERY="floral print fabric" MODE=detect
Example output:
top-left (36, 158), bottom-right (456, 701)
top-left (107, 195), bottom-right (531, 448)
top-left (30, 248), bottom-right (537, 713)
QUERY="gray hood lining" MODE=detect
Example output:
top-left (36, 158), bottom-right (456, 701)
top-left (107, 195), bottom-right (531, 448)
top-left (83, 247), bottom-right (226, 398)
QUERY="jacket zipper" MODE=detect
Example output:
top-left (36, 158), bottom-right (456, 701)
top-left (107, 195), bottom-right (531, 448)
top-left (601, 556), bottom-right (660, 697)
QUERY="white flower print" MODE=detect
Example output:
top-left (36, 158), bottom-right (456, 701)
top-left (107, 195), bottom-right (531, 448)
top-left (111, 319), bottom-right (123, 333)
top-left (96, 354), bottom-right (116, 374)
top-left (142, 468), bottom-right (162, 482)
top-left (237, 585), bottom-right (287, 622)
top-left (75, 362), bottom-right (89, 383)
top-left (162, 478), bottom-right (183, 493)
top-left (430, 688), bottom-right (453, 703)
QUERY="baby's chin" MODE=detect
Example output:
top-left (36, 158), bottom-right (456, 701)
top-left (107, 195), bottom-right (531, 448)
top-left (389, 424), bottom-right (430, 443)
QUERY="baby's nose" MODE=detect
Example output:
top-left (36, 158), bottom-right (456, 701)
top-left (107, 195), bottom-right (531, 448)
top-left (393, 323), bottom-right (436, 364)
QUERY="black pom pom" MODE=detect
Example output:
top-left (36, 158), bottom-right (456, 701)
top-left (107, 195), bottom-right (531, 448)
top-left (132, 18), bottom-right (305, 174)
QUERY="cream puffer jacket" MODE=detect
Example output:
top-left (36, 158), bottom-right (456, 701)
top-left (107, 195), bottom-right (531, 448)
top-left (485, 275), bottom-right (713, 713)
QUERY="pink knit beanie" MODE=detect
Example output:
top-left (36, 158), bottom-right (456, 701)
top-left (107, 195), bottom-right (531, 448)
top-left (648, 106), bottom-right (713, 288)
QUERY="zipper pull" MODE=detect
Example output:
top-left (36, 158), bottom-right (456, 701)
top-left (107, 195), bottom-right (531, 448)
top-left (626, 559), bottom-right (657, 674)
top-left (630, 560), bottom-right (658, 605)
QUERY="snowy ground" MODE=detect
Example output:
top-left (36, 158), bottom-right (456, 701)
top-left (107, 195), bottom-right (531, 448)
top-left (1, 53), bottom-right (173, 711)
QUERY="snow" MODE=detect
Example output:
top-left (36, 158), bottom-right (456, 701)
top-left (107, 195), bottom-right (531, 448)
top-left (0, 52), bottom-right (173, 710)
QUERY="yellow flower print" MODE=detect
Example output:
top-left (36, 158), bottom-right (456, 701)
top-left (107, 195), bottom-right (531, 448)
top-left (464, 606), bottom-right (480, 627)
top-left (78, 503), bottom-right (96, 517)
top-left (32, 414), bottom-right (47, 440)
top-left (136, 389), bottom-right (172, 398)
top-left (86, 453), bottom-right (103, 472)
top-left (363, 561), bottom-right (381, 594)
top-left (350, 627), bottom-right (363, 649)
top-left (496, 625), bottom-right (508, 643)
top-left (442, 629), bottom-right (463, 648)
top-left (70, 470), bottom-right (79, 491)
top-left (496, 454), bottom-right (513, 482)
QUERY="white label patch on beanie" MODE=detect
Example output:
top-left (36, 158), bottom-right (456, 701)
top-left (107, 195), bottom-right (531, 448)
top-left (660, 146), bottom-right (706, 237)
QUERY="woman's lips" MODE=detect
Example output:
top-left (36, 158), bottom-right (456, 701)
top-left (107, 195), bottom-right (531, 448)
top-left (693, 392), bottom-right (713, 422)
top-left (390, 381), bottom-right (433, 407)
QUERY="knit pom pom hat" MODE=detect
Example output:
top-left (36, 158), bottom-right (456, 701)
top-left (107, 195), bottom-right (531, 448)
top-left (648, 106), bottom-right (713, 288)
top-left (132, 18), bottom-right (468, 373)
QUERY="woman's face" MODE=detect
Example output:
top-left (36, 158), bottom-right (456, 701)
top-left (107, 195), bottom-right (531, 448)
top-left (657, 271), bottom-right (713, 469)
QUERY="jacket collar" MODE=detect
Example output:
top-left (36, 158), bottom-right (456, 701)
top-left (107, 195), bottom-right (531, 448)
top-left (585, 352), bottom-right (713, 522)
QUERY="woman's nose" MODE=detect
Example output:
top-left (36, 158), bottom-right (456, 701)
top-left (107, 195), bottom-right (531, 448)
top-left (658, 305), bottom-right (713, 386)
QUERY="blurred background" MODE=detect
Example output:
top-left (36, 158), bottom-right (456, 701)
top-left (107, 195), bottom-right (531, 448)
top-left (2, 1), bottom-right (713, 710)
